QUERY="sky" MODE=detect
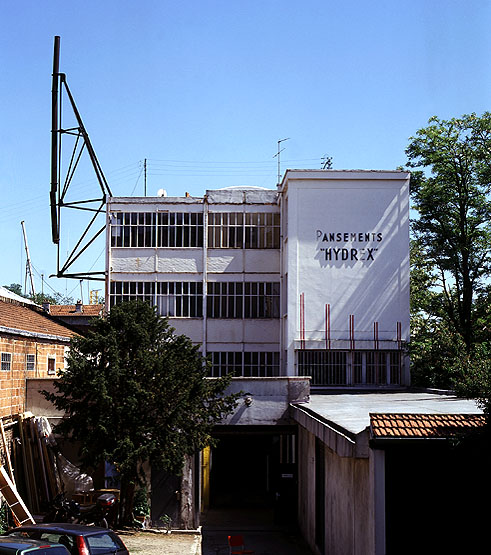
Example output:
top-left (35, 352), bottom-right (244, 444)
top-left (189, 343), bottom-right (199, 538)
top-left (1, 0), bottom-right (490, 301)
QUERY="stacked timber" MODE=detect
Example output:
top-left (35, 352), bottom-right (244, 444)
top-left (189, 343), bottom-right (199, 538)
top-left (13, 413), bottom-right (61, 513)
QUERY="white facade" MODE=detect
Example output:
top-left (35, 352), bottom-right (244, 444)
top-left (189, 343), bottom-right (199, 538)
top-left (106, 169), bottom-right (410, 388)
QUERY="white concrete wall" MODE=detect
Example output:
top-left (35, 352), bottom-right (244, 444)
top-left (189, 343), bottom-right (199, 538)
top-left (281, 170), bottom-right (410, 375)
top-left (297, 425), bottom-right (374, 555)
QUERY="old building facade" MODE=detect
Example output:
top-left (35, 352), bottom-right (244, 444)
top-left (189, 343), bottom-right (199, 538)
top-left (0, 287), bottom-right (76, 419)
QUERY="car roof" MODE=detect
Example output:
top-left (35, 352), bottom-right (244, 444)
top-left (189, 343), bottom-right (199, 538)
top-left (0, 536), bottom-right (69, 551)
top-left (11, 524), bottom-right (110, 536)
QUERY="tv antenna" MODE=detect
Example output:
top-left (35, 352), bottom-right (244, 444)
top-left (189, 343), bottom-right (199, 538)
top-left (273, 137), bottom-right (290, 185)
top-left (321, 155), bottom-right (333, 169)
top-left (50, 35), bottom-right (112, 282)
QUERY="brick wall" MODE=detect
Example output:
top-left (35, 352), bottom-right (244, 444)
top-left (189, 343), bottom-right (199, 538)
top-left (0, 334), bottom-right (68, 419)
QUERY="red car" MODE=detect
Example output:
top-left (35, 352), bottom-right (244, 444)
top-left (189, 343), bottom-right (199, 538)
top-left (3, 524), bottom-right (128, 555)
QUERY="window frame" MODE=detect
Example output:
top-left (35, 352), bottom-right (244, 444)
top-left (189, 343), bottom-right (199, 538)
top-left (47, 356), bottom-right (56, 375)
top-left (26, 353), bottom-right (36, 372)
top-left (1, 352), bottom-right (12, 372)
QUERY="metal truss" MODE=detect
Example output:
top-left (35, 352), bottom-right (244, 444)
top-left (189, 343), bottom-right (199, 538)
top-left (50, 35), bottom-right (112, 281)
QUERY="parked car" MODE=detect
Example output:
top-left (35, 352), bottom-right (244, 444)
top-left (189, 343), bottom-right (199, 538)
top-left (0, 537), bottom-right (70, 554)
top-left (3, 524), bottom-right (128, 555)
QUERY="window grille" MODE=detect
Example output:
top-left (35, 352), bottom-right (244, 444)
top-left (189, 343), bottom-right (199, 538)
top-left (298, 350), bottom-right (402, 386)
top-left (1, 353), bottom-right (12, 371)
top-left (110, 212), bottom-right (203, 248)
top-left (208, 212), bottom-right (280, 248)
top-left (109, 281), bottom-right (203, 317)
top-left (207, 351), bottom-right (280, 377)
top-left (26, 354), bottom-right (36, 371)
top-left (206, 282), bottom-right (280, 318)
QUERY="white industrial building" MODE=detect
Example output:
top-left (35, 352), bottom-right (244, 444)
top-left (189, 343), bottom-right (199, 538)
top-left (106, 169), bottom-right (410, 387)
top-left (104, 169), bottom-right (484, 553)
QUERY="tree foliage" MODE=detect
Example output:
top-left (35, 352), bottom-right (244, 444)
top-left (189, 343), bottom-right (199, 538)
top-left (3, 283), bottom-right (73, 305)
top-left (407, 113), bottom-right (491, 350)
top-left (44, 300), bottom-right (239, 523)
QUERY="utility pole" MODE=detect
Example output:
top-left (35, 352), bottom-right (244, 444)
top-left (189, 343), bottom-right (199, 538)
top-left (21, 221), bottom-right (36, 297)
top-left (274, 138), bottom-right (290, 186)
top-left (144, 158), bottom-right (147, 196)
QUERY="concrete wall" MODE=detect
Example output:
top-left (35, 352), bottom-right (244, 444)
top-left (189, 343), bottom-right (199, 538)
top-left (219, 377), bottom-right (310, 426)
top-left (297, 425), bottom-right (374, 555)
top-left (281, 170), bottom-right (410, 377)
top-left (26, 378), bottom-right (61, 418)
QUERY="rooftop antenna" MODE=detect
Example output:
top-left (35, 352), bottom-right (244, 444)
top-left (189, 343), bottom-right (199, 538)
top-left (321, 155), bottom-right (333, 169)
top-left (21, 221), bottom-right (36, 297)
top-left (274, 137), bottom-right (290, 185)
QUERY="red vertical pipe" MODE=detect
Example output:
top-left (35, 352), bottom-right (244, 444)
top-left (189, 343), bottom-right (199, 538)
top-left (349, 314), bottom-right (355, 350)
top-left (325, 304), bottom-right (331, 350)
top-left (300, 293), bottom-right (305, 350)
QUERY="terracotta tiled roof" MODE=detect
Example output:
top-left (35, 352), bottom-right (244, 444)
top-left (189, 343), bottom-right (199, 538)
top-left (0, 299), bottom-right (76, 339)
top-left (49, 304), bottom-right (103, 317)
top-left (370, 413), bottom-right (486, 439)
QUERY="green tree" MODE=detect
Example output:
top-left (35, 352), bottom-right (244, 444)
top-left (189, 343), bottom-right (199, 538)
top-left (2, 283), bottom-right (74, 305)
top-left (453, 342), bottom-right (491, 418)
top-left (3, 283), bottom-right (24, 296)
top-left (44, 300), bottom-right (239, 524)
top-left (407, 113), bottom-right (491, 351)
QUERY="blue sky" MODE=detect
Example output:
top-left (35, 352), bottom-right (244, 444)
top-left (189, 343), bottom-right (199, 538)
top-left (1, 0), bottom-right (490, 300)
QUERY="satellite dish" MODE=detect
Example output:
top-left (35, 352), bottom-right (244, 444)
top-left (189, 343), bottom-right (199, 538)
top-left (157, 189), bottom-right (168, 197)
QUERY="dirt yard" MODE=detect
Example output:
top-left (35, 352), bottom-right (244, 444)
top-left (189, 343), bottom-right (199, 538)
top-left (116, 530), bottom-right (201, 554)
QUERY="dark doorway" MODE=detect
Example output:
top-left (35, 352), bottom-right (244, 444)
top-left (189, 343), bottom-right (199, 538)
top-left (384, 436), bottom-right (490, 553)
top-left (207, 427), bottom-right (297, 527)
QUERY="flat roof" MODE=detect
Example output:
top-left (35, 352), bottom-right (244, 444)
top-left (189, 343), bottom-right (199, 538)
top-left (300, 392), bottom-right (482, 436)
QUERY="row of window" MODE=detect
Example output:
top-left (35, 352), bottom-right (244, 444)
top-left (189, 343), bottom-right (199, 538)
top-left (1, 353), bottom-right (56, 374)
top-left (110, 211), bottom-right (280, 249)
top-left (109, 281), bottom-right (280, 318)
top-left (208, 212), bottom-right (280, 248)
top-left (207, 351), bottom-right (280, 377)
top-left (297, 350), bottom-right (402, 386)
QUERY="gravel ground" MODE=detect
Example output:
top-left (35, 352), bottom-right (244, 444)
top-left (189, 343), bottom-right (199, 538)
top-left (117, 530), bottom-right (201, 555)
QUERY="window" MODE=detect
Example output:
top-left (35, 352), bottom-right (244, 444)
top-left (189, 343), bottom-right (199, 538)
top-left (110, 212), bottom-right (203, 248)
top-left (208, 212), bottom-right (280, 248)
top-left (298, 350), bottom-right (347, 385)
top-left (156, 281), bottom-right (203, 317)
top-left (109, 281), bottom-right (203, 317)
top-left (26, 353), bottom-right (35, 371)
top-left (1, 353), bottom-right (12, 371)
top-left (298, 350), bottom-right (402, 387)
top-left (207, 282), bottom-right (280, 318)
top-left (208, 351), bottom-right (280, 377)
top-left (47, 357), bottom-right (56, 375)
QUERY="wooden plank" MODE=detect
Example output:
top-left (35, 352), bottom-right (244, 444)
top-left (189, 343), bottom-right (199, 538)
top-left (0, 465), bottom-right (35, 525)
top-left (0, 421), bottom-right (15, 486)
top-left (17, 415), bottom-right (33, 511)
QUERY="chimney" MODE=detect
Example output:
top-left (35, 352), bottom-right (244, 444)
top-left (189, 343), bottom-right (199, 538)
top-left (75, 300), bottom-right (83, 313)
top-left (185, 192), bottom-right (190, 197)
top-left (42, 302), bottom-right (50, 314)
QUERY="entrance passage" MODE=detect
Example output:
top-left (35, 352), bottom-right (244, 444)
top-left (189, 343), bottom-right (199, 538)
top-left (206, 427), bottom-right (297, 526)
